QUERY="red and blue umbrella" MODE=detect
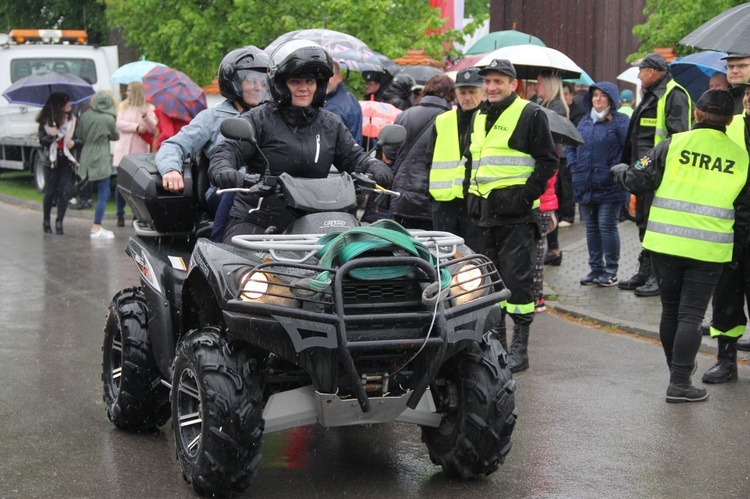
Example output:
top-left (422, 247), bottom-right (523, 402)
top-left (141, 66), bottom-right (206, 122)
top-left (2, 71), bottom-right (95, 107)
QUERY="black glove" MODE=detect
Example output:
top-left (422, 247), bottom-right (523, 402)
top-left (214, 170), bottom-right (244, 188)
top-left (365, 161), bottom-right (393, 188)
top-left (610, 163), bottom-right (629, 178)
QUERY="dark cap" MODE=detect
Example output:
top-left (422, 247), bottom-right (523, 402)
top-left (455, 67), bottom-right (484, 87)
top-left (721, 52), bottom-right (750, 60)
top-left (695, 89), bottom-right (735, 116)
top-left (363, 71), bottom-right (383, 83)
top-left (478, 59), bottom-right (517, 79)
top-left (633, 53), bottom-right (668, 72)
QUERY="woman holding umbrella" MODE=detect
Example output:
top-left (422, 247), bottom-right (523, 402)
top-left (37, 92), bottom-right (80, 234)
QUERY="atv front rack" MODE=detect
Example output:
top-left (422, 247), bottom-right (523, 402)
top-left (230, 230), bottom-right (465, 263)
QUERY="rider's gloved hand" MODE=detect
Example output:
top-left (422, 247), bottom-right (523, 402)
top-left (214, 170), bottom-right (244, 188)
top-left (364, 161), bottom-right (393, 188)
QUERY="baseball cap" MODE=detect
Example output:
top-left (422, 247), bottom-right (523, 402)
top-left (478, 59), bottom-right (517, 79)
top-left (633, 53), bottom-right (668, 72)
top-left (455, 67), bottom-right (484, 87)
top-left (620, 89), bottom-right (634, 103)
top-left (695, 89), bottom-right (735, 116)
top-left (363, 71), bottom-right (383, 83)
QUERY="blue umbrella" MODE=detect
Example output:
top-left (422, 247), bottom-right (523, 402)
top-left (2, 71), bottom-right (95, 107)
top-left (111, 60), bottom-right (167, 84)
top-left (669, 50), bottom-right (727, 102)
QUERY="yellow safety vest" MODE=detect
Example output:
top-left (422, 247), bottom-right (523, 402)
top-left (468, 98), bottom-right (536, 200)
top-left (726, 111), bottom-right (747, 147)
top-left (643, 128), bottom-right (749, 263)
top-left (639, 79), bottom-right (692, 146)
top-left (430, 110), bottom-right (465, 201)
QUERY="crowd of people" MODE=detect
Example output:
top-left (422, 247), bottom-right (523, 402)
top-left (33, 38), bottom-right (750, 403)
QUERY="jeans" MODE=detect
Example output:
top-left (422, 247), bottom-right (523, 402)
top-left (93, 178), bottom-right (111, 225)
top-left (579, 202), bottom-right (621, 275)
top-left (652, 252), bottom-right (723, 369)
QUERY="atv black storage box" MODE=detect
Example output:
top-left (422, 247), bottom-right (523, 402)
top-left (118, 153), bottom-right (196, 234)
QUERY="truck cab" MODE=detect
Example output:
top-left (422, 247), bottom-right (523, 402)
top-left (0, 29), bottom-right (120, 190)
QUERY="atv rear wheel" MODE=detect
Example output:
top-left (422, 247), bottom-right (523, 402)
top-left (422, 336), bottom-right (518, 479)
top-left (102, 287), bottom-right (170, 431)
top-left (172, 327), bottom-right (264, 497)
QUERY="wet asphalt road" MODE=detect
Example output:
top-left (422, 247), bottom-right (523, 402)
top-left (2, 200), bottom-right (750, 498)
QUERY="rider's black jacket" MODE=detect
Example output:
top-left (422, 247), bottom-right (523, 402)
top-left (210, 102), bottom-right (384, 231)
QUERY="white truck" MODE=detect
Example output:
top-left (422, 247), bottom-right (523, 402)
top-left (0, 29), bottom-right (120, 191)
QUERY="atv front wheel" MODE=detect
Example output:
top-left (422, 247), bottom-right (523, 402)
top-left (172, 327), bottom-right (264, 497)
top-left (102, 287), bottom-right (170, 430)
top-left (422, 337), bottom-right (518, 479)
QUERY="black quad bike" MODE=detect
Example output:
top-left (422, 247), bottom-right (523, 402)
top-left (102, 120), bottom-right (518, 497)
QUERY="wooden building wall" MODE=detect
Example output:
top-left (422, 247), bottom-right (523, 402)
top-left (489, 0), bottom-right (648, 83)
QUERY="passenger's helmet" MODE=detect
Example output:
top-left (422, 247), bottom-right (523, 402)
top-left (268, 40), bottom-right (333, 108)
top-left (390, 73), bottom-right (416, 99)
top-left (218, 45), bottom-right (270, 108)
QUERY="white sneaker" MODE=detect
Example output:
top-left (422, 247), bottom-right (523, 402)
top-left (558, 220), bottom-right (572, 228)
top-left (91, 228), bottom-right (115, 240)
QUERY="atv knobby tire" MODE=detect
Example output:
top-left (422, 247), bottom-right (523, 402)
top-left (422, 337), bottom-right (518, 479)
top-left (172, 327), bottom-right (264, 497)
top-left (102, 287), bottom-right (170, 431)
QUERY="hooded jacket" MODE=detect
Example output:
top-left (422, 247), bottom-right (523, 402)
top-left (323, 82), bottom-right (363, 145)
top-left (567, 81), bottom-right (629, 205)
top-left (75, 91), bottom-right (119, 182)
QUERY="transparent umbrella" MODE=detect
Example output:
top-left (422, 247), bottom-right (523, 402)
top-left (266, 29), bottom-right (382, 72)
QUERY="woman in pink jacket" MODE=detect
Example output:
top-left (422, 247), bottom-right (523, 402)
top-left (113, 81), bottom-right (158, 226)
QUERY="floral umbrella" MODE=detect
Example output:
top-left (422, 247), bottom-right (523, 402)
top-left (360, 100), bottom-right (401, 139)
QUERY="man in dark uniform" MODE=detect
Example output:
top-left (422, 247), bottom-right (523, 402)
top-left (722, 52), bottom-right (750, 114)
top-left (466, 59), bottom-right (559, 372)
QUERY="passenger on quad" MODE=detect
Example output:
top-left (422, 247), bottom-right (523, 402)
top-left (156, 45), bottom-right (270, 241)
top-left (209, 39), bottom-right (393, 242)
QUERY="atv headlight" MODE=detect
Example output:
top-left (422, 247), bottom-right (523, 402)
top-left (453, 264), bottom-right (482, 291)
top-left (240, 272), bottom-right (269, 300)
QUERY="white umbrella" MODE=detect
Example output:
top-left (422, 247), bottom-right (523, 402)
top-left (617, 67), bottom-right (642, 105)
top-left (476, 44), bottom-right (583, 79)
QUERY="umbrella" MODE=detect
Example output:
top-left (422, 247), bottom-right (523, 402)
top-left (266, 29), bottom-right (382, 72)
top-left (111, 60), bottom-right (167, 84)
top-left (565, 69), bottom-right (595, 86)
top-left (447, 54), bottom-right (487, 74)
top-left (374, 52), bottom-right (401, 77)
top-left (399, 65), bottom-right (444, 85)
top-left (539, 107), bottom-right (584, 146)
top-left (476, 44), bottom-right (583, 80)
top-left (680, 3), bottom-right (750, 53)
top-left (669, 50), bottom-right (727, 102)
top-left (141, 66), bottom-right (207, 122)
top-left (466, 29), bottom-right (546, 56)
top-left (2, 71), bottom-right (95, 107)
top-left (360, 100), bottom-right (401, 138)
top-left (617, 66), bottom-right (639, 85)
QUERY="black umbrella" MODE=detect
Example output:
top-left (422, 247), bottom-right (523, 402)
top-left (680, 3), bottom-right (750, 53)
top-left (539, 107), bottom-right (584, 147)
top-left (399, 65), bottom-right (443, 85)
top-left (2, 71), bottom-right (95, 107)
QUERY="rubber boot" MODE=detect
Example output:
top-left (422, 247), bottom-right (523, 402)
top-left (508, 324), bottom-right (530, 373)
top-left (702, 336), bottom-right (738, 384)
top-left (618, 252), bottom-right (648, 290)
top-left (666, 361), bottom-right (708, 403)
top-left (737, 336), bottom-right (750, 352)
top-left (634, 272), bottom-right (660, 297)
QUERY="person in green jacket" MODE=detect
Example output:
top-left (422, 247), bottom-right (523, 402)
top-left (75, 91), bottom-right (120, 239)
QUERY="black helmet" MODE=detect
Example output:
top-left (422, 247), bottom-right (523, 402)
top-left (268, 40), bottom-right (333, 108)
top-left (218, 45), bottom-right (270, 107)
top-left (390, 73), bottom-right (416, 99)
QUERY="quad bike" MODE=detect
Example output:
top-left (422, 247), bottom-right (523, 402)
top-left (102, 120), bottom-right (518, 497)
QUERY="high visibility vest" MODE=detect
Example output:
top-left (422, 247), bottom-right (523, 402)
top-left (468, 97), bottom-right (536, 200)
top-left (643, 128), bottom-right (749, 263)
top-left (726, 111), bottom-right (747, 147)
top-left (430, 110), bottom-right (465, 201)
top-left (639, 79), bottom-right (692, 146)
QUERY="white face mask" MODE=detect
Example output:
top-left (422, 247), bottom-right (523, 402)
top-left (590, 106), bottom-right (610, 122)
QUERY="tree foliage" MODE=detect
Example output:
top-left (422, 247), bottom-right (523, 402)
top-left (103, 0), bottom-right (484, 86)
top-left (631, 0), bottom-right (745, 60)
top-left (1, 0), bottom-right (109, 45)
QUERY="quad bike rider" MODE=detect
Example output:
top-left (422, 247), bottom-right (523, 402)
top-left (102, 40), bottom-right (518, 497)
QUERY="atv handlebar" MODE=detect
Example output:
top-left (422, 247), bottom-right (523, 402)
top-left (217, 172), bottom-right (399, 198)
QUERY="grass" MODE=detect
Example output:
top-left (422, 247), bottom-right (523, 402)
top-left (0, 170), bottom-right (120, 213)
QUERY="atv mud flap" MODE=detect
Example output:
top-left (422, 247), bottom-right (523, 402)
top-left (262, 385), bottom-right (442, 433)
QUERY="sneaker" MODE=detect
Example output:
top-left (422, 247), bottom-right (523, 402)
top-left (91, 228), bottom-right (115, 240)
top-left (580, 270), bottom-right (603, 286)
top-left (665, 383), bottom-right (708, 404)
top-left (558, 220), bottom-right (572, 228)
top-left (593, 273), bottom-right (618, 287)
top-left (535, 298), bottom-right (546, 313)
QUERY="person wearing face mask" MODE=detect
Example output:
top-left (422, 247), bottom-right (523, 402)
top-left (209, 40), bottom-right (393, 241)
top-left (568, 82), bottom-right (630, 287)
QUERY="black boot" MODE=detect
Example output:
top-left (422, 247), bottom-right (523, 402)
top-left (55, 220), bottom-right (64, 235)
top-left (666, 361), bottom-right (708, 403)
top-left (117, 214), bottom-right (125, 227)
top-left (634, 273), bottom-right (660, 297)
top-left (43, 220), bottom-right (52, 234)
top-left (700, 322), bottom-right (711, 336)
top-left (737, 336), bottom-right (750, 351)
top-left (702, 336), bottom-right (738, 384)
top-left (508, 324), bottom-right (530, 373)
top-left (618, 252), bottom-right (648, 290)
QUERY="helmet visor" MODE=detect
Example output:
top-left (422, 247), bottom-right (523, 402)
top-left (233, 70), bottom-right (270, 107)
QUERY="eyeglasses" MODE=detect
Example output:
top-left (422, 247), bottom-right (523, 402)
top-left (725, 63), bottom-right (750, 70)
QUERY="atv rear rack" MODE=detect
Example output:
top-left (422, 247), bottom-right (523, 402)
top-left (231, 231), bottom-right (465, 263)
